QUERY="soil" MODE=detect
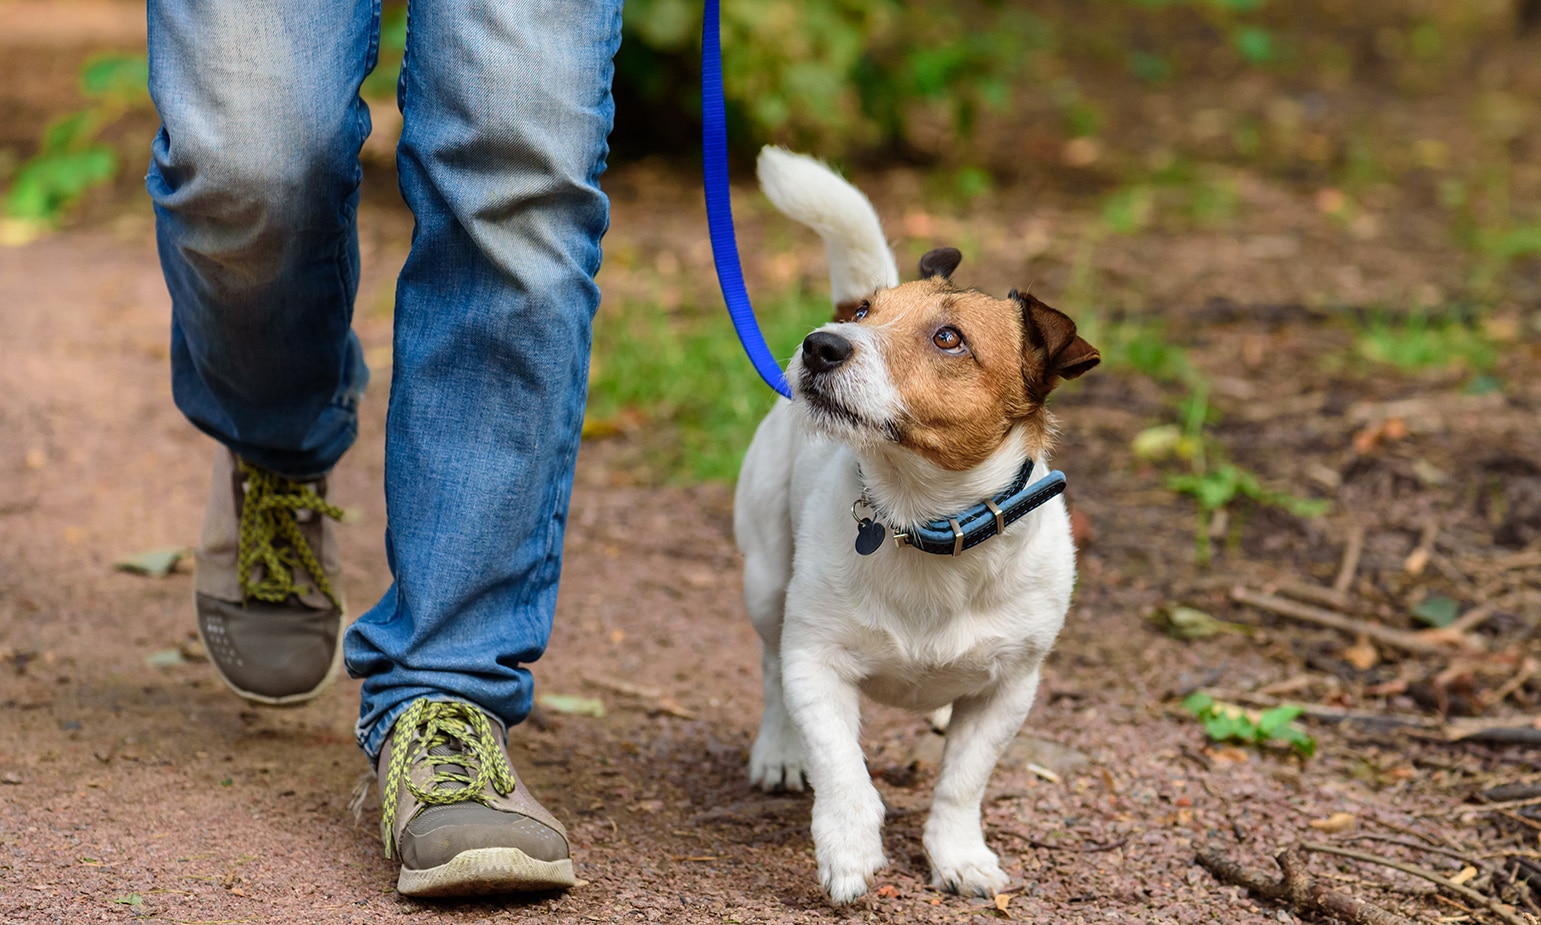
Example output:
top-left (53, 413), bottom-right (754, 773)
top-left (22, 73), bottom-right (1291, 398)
top-left (3, 6), bottom-right (1541, 925)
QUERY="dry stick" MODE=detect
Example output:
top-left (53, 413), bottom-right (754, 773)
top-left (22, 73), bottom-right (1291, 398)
top-left (1300, 841), bottom-right (1530, 925)
top-left (1230, 587), bottom-right (1481, 656)
top-left (1195, 847), bottom-right (1414, 925)
top-left (1335, 523), bottom-right (1366, 595)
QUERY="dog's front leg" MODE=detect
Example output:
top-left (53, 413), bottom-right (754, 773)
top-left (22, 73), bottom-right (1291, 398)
top-left (924, 667), bottom-right (1042, 897)
top-left (782, 651), bottom-right (886, 904)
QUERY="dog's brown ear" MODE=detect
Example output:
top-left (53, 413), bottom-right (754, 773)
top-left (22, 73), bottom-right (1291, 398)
top-left (1014, 290), bottom-right (1101, 383)
top-left (918, 247), bottom-right (962, 281)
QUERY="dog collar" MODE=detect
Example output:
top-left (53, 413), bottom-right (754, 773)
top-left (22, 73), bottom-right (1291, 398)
top-left (851, 459), bottom-right (1068, 557)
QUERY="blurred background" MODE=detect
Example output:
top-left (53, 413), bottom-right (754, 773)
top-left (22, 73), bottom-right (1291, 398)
top-left (2, 0), bottom-right (1538, 482)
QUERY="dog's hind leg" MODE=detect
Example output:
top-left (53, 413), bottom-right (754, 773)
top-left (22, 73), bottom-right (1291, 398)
top-left (923, 667), bottom-right (1043, 897)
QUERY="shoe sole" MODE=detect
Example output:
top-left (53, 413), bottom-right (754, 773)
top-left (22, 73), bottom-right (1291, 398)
top-left (396, 847), bottom-right (576, 897)
top-left (194, 589), bottom-right (347, 708)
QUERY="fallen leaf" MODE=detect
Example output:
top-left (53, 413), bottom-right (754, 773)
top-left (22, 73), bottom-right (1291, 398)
top-left (1342, 637), bottom-right (1378, 671)
top-left (1149, 605), bottom-right (1252, 640)
top-left (1411, 595), bottom-right (1459, 628)
top-left (111, 893), bottom-right (143, 906)
top-left (875, 885), bottom-right (898, 898)
top-left (994, 892), bottom-right (1012, 916)
top-left (144, 649), bottom-right (186, 669)
top-left (113, 547), bottom-right (190, 578)
top-left (1308, 812), bottom-right (1357, 833)
top-left (536, 693), bottom-right (606, 718)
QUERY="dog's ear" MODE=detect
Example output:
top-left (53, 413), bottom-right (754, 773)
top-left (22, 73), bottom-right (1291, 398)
top-left (1013, 290), bottom-right (1100, 387)
top-left (918, 247), bottom-right (962, 281)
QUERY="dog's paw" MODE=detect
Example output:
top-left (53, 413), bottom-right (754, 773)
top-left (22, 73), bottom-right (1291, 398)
top-left (818, 838), bottom-right (887, 904)
top-left (748, 732), bottom-right (806, 792)
top-left (813, 788), bottom-right (887, 904)
top-left (928, 850), bottom-right (1010, 898)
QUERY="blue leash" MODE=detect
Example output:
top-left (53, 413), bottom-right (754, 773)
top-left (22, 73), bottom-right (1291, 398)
top-left (701, 0), bottom-right (793, 398)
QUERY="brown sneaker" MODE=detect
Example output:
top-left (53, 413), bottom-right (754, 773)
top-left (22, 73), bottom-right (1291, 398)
top-left (194, 448), bottom-right (346, 705)
top-left (379, 699), bottom-right (575, 897)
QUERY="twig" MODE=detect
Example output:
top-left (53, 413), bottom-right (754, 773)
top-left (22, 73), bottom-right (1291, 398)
top-left (1300, 841), bottom-right (1530, 925)
top-left (1230, 587), bottom-right (1482, 655)
top-left (1481, 658), bottom-right (1540, 711)
top-left (1270, 580), bottom-right (1356, 613)
top-left (1342, 834), bottom-right (1503, 876)
top-left (1195, 846), bottom-right (1414, 925)
top-left (1335, 523), bottom-right (1365, 595)
top-left (1001, 830), bottom-right (1128, 853)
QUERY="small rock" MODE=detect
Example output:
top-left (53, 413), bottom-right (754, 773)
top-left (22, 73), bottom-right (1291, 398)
top-left (1, 771), bottom-right (22, 785)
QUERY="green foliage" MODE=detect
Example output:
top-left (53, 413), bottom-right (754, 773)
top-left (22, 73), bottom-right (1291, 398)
top-left (1182, 692), bottom-right (1316, 758)
top-left (1356, 311), bottom-right (1497, 372)
top-left (2, 53), bottom-right (150, 229)
top-left (586, 292), bottom-right (829, 482)
top-left (362, 3), bottom-right (409, 99)
top-left (616, 0), bottom-right (1049, 155)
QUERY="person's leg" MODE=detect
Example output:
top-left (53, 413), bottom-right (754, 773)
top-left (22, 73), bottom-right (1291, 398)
top-left (341, 0), bottom-right (622, 896)
top-left (146, 0), bottom-right (377, 702)
top-left (343, 0), bottom-right (622, 763)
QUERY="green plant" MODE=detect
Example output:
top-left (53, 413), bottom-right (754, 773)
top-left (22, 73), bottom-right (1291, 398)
top-left (585, 291), bottom-right (829, 482)
top-left (2, 54), bottom-right (149, 236)
top-left (1356, 310), bottom-right (1498, 372)
top-left (1138, 385), bottom-right (1328, 564)
top-left (615, 0), bottom-right (1049, 157)
top-left (1182, 692), bottom-right (1316, 758)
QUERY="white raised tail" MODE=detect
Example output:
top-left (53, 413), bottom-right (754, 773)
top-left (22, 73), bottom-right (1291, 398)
top-left (755, 146), bottom-right (899, 306)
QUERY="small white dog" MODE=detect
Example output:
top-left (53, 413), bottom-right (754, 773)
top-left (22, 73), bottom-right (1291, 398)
top-left (734, 148), bottom-right (1099, 904)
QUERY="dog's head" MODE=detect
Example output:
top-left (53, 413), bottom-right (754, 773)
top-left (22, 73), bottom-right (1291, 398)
top-left (788, 248), bottom-right (1100, 471)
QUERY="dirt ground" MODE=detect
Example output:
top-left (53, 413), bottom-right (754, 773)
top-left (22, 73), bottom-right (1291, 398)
top-left (4, 6), bottom-right (1541, 925)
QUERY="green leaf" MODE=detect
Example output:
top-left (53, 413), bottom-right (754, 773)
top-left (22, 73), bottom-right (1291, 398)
top-left (80, 53), bottom-right (150, 102)
top-left (1256, 705), bottom-right (1303, 737)
top-left (1411, 594), bottom-right (1460, 628)
top-left (1181, 691), bottom-right (1216, 715)
top-left (112, 893), bottom-right (144, 906)
top-left (1232, 27), bottom-right (1274, 64)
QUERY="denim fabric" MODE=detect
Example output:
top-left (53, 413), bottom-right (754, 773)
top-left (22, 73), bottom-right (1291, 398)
top-left (146, 0), bottom-right (623, 760)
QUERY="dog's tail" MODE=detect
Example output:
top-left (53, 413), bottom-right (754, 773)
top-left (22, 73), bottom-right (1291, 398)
top-left (756, 146), bottom-right (899, 309)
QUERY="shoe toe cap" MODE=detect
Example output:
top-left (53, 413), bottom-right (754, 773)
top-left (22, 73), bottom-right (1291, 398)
top-left (401, 804), bottom-right (570, 870)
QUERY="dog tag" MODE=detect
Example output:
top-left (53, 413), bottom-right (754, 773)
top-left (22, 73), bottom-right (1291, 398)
top-left (854, 518), bottom-right (886, 556)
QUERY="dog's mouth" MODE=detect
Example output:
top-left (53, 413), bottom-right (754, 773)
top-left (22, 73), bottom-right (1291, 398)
top-left (797, 373), bottom-right (902, 444)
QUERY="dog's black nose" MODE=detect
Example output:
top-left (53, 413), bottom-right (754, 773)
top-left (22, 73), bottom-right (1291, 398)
top-left (802, 331), bottom-right (853, 374)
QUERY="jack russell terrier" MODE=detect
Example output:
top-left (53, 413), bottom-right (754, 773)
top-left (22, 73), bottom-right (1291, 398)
top-left (734, 147), bottom-right (1099, 904)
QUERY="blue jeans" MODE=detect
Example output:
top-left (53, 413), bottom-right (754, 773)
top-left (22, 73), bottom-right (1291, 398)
top-left (146, 0), bottom-right (623, 760)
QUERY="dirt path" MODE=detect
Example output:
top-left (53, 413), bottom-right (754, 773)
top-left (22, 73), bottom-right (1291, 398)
top-left (2, 159), bottom-right (1539, 925)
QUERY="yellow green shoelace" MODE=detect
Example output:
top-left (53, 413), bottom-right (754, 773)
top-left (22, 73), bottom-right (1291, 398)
top-left (236, 460), bottom-right (344, 608)
top-left (380, 700), bottom-right (517, 858)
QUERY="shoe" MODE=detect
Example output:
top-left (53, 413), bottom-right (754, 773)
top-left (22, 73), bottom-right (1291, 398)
top-left (194, 448), bottom-right (346, 705)
top-left (379, 699), bottom-right (575, 897)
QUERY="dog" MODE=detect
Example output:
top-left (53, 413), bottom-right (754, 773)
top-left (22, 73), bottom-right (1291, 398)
top-left (733, 147), bottom-right (1099, 904)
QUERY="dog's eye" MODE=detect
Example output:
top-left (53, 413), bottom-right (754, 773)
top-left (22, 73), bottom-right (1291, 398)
top-left (853, 300), bottom-right (870, 321)
top-left (932, 326), bottom-right (966, 353)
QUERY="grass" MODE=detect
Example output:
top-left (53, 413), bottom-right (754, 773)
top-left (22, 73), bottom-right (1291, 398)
top-left (585, 291), bottom-right (831, 483)
top-left (1355, 309), bottom-right (1498, 373)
